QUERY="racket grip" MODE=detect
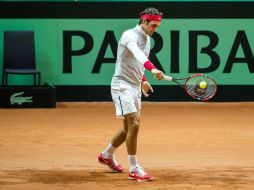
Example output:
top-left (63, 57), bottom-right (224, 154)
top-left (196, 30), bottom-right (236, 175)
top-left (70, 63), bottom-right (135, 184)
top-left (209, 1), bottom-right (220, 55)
top-left (163, 75), bottom-right (174, 82)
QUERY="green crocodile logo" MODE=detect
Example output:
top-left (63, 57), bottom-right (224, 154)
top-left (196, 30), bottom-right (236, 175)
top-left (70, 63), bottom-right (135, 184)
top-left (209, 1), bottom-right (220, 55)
top-left (10, 92), bottom-right (33, 105)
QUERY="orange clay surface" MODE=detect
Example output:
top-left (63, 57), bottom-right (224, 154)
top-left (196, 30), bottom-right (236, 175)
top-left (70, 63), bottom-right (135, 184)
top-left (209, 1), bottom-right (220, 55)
top-left (0, 102), bottom-right (254, 190)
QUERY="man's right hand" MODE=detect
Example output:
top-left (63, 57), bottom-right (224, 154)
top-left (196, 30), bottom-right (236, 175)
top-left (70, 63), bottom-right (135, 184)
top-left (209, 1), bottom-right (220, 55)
top-left (151, 68), bottom-right (164, 80)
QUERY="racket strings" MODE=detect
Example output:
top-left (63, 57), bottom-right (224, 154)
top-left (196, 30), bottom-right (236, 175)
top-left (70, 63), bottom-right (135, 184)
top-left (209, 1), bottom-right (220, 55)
top-left (185, 76), bottom-right (216, 100)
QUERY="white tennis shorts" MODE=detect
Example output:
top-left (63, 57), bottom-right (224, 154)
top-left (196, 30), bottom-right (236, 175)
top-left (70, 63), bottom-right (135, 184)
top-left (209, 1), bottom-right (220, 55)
top-left (111, 81), bottom-right (141, 118)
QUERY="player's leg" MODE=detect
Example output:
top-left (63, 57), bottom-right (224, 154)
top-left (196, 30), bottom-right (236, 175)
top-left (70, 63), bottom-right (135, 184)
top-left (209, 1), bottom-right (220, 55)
top-left (97, 83), bottom-right (128, 173)
top-left (98, 120), bottom-right (126, 173)
top-left (100, 119), bottom-right (128, 159)
top-left (100, 82), bottom-right (132, 158)
top-left (98, 119), bottom-right (128, 172)
top-left (124, 111), bottom-right (140, 155)
top-left (111, 119), bottom-right (128, 147)
top-left (124, 111), bottom-right (154, 181)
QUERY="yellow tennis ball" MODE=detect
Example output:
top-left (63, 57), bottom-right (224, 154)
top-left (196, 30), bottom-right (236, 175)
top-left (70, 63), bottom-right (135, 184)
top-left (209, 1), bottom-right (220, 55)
top-left (199, 81), bottom-right (207, 89)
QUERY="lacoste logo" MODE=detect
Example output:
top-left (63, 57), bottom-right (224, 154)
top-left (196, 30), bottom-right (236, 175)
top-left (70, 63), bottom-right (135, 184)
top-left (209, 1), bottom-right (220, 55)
top-left (10, 92), bottom-right (33, 105)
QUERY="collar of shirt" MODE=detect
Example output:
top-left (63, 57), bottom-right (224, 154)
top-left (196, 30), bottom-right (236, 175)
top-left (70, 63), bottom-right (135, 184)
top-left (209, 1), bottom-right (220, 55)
top-left (135, 25), bottom-right (147, 37)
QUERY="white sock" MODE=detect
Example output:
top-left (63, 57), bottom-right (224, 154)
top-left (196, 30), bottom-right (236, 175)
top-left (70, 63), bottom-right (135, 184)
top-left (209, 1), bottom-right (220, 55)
top-left (102, 143), bottom-right (117, 158)
top-left (128, 155), bottom-right (139, 171)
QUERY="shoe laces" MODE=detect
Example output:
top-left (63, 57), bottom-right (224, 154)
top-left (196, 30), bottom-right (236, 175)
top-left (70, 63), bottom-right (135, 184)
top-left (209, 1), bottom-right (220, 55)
top-left (110, 155), bottom-right (119, 166)
top-left (133, 166), bottom-right (146, 176)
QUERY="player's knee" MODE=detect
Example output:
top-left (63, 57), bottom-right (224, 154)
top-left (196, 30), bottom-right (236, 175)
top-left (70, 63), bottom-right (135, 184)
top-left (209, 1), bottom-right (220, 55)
top-left (129, 119), bottom-right (140, 133)
top-left (124, 112), bottom-right (140, 133)
top-left (130, 119), bottom-right (139, 127)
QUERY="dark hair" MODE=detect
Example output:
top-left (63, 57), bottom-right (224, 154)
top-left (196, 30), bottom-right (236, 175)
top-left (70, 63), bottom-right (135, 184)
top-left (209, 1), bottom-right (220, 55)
top-left (139, 7), bottom-right (163, 24)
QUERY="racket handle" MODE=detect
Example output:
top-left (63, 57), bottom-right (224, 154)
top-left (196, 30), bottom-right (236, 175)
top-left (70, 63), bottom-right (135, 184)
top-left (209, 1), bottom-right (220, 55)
top-left (163, 75), bottom-right (174, 82)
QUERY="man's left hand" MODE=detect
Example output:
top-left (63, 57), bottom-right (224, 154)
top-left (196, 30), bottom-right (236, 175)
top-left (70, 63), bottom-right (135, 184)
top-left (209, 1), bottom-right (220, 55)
top-left (142, 81), bottom-right (153, 97)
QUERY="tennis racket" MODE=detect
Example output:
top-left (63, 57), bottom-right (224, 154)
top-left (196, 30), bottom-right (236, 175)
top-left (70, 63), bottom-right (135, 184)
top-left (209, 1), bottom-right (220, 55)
top-left (163, 74), bottom-right (217, 101)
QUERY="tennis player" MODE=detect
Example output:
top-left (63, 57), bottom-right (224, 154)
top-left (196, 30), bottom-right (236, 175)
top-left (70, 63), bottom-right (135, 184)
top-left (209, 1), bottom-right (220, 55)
top-left (98, 7), bottom-right (164, 182)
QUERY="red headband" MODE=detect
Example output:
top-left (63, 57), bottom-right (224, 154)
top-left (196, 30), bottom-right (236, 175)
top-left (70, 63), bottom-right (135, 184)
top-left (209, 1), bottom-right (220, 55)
top-left (140, 14), bottom-right (162, 21)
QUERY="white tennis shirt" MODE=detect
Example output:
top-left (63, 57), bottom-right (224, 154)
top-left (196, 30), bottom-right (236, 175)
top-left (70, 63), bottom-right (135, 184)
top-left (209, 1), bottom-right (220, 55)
top-left (111, 25), bottom-right (151, 87)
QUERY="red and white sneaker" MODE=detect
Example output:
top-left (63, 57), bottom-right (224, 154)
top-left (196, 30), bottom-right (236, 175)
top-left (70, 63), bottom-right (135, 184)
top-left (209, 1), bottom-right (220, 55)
top-left (128, 166), bottom-right (154, 182)
top-left (98, 153), bottom-right (124, 173)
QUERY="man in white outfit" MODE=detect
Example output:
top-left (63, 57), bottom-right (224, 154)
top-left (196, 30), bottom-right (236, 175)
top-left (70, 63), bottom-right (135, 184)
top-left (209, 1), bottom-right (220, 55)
top-left (98, 7), bottom-right (164, 181)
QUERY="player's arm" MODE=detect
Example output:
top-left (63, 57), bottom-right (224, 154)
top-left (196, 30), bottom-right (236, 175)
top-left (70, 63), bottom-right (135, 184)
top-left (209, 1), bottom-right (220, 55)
top-left (126, 41), bottom-right (164, 80)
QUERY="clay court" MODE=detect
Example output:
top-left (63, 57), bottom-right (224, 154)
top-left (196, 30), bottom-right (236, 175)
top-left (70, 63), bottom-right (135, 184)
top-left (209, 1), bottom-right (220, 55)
top-left (0, 102), bottom-right (254, 190)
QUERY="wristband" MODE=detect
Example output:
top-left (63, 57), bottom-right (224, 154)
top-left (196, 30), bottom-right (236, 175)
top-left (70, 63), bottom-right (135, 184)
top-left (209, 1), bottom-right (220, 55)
top-left (144, 61), bottom-right (156, 71)
top-left (142, 75), bottom-right (147, 82)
